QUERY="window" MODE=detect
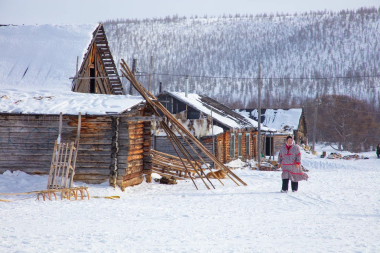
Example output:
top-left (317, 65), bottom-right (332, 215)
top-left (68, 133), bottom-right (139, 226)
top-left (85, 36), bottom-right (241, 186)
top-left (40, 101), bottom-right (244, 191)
top-left (246, 133), bottom-right (250, 156)
top-left (238, 133), bottom-right (242, 158)
top-left (230, 133), bottom-right (235, 158)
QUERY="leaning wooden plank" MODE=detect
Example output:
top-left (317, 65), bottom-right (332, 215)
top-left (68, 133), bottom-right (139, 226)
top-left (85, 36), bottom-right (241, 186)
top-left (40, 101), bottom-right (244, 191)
top-left (47, 140), bottom-right (58, 189)
top-left (70, 112), bottom-right (81, 188)
top-left (64, 142), bottom-right (75, 188)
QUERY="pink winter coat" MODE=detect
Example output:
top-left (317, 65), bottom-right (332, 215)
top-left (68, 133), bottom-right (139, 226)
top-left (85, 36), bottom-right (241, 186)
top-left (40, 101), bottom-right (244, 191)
top-left (278, 144), bottom-right (308, 182)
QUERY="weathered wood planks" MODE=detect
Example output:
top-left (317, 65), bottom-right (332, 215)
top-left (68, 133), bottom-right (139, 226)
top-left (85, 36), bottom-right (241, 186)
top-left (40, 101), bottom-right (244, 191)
top-left (0, 110), bottom-right (153, 190)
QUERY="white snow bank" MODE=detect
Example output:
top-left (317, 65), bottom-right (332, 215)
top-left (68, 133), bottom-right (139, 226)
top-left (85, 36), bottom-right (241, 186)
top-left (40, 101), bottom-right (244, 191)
top-left (224, 158), bottom-right (246, 168)
top-left (0, 24), bottom-right (97, 91)
top-left (0, 89), bottom-right (143, 114)
top-left (1, 144), bottom-right (380, 252)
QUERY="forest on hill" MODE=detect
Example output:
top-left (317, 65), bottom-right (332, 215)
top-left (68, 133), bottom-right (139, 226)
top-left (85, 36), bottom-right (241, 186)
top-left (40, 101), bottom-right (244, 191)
top-left (103, 6), bottom-right (380, 150)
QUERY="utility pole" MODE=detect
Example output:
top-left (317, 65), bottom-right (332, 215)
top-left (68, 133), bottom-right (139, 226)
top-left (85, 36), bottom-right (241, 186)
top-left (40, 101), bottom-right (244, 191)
top-left (312, 92), bottom-right (319, 153)
top-left (185, 76), bottom-right (189, 97)
top-left (75, 56), bottom-right (79, 92)
top-left (129, 58), bottom-right (137, 95)
top-left (211, 109), bottom-right (215, 155)
top-left (257, 63), bottom-right (262, 168)
top-left (159, 82), bottom-right (162, 93)
top-left (148, 55), bottom-right (153, 93)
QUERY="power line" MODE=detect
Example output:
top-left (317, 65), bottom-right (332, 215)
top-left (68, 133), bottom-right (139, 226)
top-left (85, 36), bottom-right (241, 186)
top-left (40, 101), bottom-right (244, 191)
top-left (137, 71), bottom-right (380, 80)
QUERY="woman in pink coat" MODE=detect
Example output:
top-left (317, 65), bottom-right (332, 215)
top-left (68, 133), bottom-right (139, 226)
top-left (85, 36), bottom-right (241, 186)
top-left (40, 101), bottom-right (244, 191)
top-left (278, 136), bottom-right (308, 192)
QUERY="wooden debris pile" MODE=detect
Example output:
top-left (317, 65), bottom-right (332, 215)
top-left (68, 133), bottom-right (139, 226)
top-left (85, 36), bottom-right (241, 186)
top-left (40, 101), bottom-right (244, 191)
top-left (321, 152), bottom-right (369, 160)
top-left (151, 150), bottom-right (199, 180)
top-left (120, 59), bottom-right (247, 190)
top-left (154, 176), bottom-right (178, 185)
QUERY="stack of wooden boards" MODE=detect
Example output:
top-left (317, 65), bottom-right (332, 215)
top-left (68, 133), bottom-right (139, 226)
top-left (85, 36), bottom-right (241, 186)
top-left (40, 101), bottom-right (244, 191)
top-left (151, 150), bottom-right (200, 180)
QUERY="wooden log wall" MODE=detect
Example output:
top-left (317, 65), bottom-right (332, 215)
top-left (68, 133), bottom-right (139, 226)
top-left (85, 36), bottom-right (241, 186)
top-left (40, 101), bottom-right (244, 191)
top-left (142, 113), bottom-right (152, 183)
top-left (223, 130), bottom-right (257, 163)
top-left (0, 114), bottom-right (112, 184)
top-left (114, 119), bottom-right (145, 190)
top-left (0, 112), bottom-right (152, 189)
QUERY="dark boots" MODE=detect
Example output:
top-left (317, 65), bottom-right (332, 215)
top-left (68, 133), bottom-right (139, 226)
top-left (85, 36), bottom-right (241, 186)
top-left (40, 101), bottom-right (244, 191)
top-left (282, 179), bottom-right (298, 192)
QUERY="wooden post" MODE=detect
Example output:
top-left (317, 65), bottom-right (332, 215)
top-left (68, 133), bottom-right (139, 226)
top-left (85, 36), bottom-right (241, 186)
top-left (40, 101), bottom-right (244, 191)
top-left (148, 55), bottom-right (153, 93)
top-left (185, 76), bottom-right (189, 97)
top-left (75, 56), bottom-right (79, 92)
top-left (70, 112), bottom-right (81, 188)
top-left (269, 131), bottom-right (272, 160)
top-left (211, 109), bottom-right (215, 156)
top-left (129, 59), bottom-right (137, 95)
top-left (257, 63), bottom-right (262, 168)
top-left (312, 93), bottom-right (319, 153)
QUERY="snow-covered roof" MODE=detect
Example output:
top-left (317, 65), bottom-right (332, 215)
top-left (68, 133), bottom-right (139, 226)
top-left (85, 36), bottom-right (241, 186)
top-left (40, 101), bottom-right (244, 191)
top-left (236, 108), bottom-right (303, 132)
top-left (0, 24), bottom-right (144, 115)
top-left (162, 92), bottom-right (270, 131)
top-left (0, 90), bottom-right (143, 115)
top-left (0, 24), bottom-right (98, 92)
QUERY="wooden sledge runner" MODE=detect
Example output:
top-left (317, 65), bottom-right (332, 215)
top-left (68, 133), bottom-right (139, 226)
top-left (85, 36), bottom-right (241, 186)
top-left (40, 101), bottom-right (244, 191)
top-left (0, 187), bottom-right (90, 202)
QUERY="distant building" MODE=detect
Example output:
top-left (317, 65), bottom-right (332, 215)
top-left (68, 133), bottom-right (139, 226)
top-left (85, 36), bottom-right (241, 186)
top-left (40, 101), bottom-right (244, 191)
top-left (154, 91), bottom-right (271, 163)
top-left (236, 108), bottom-right (307, 155)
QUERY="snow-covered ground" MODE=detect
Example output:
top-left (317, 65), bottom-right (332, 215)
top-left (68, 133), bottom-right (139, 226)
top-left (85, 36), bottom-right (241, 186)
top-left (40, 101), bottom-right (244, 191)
top-left (1, 144), bottom-right (380, 253)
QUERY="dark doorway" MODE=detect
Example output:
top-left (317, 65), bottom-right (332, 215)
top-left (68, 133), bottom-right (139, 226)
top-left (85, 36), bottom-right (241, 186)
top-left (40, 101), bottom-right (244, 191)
top-left (90, 68), bottom-right (95, 93)
top-left (265, 137), bottom-right (273, 156)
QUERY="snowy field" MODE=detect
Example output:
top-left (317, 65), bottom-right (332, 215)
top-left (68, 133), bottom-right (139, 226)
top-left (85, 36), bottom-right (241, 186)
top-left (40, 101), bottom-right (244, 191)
top-left (1, 145), bottom-right (380, 253)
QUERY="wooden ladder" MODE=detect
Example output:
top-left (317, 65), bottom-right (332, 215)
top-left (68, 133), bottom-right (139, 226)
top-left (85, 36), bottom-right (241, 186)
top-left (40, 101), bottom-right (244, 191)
top-left (95, 25), bottom-right (124, 95)
top-left (47, 113), bottom-right (81, 189)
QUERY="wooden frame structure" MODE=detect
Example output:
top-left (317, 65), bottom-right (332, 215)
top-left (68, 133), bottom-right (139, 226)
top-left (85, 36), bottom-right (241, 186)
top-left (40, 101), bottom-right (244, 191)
top-left (71, 23), bottom-right (124, 95)
top-left (120, 59), bottom-right (247, 190)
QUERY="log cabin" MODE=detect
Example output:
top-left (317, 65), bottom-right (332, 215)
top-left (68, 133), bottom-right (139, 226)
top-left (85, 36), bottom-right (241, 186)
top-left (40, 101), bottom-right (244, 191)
top-left (0, 23), bottom-right (155, 190)
top-left (153, 91), bottom-right (271, 164)
top-left (236, 108), bottom-right (307, 155)
top-left (0, 94), bottom-right (155, 191)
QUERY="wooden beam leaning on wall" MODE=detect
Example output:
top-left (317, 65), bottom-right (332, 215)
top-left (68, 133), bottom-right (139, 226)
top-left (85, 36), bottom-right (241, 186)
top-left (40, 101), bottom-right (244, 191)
top-left (120, 59), bottom-right (247, 189)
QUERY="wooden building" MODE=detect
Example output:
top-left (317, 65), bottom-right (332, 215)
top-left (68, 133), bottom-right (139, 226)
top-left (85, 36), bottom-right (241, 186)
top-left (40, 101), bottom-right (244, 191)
top-left (71, 23), bottom-right (124, 95)
top-left (153, 92), bottom-right (269, 164)
top-left (0, 23), bottom-right (157, 190)
top-left (236, 108), bottom-right (307, 155)
top-left (0, 100), bottom-right (155, 191)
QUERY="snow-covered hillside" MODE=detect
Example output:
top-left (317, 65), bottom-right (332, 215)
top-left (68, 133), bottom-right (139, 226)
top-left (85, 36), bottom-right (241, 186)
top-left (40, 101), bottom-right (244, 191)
top-left (103, 7), bottom-right (380, 108)
top-left (0, 24), bottom-right (97, 91)
top-left (1, 145), bottom-right (379, 252)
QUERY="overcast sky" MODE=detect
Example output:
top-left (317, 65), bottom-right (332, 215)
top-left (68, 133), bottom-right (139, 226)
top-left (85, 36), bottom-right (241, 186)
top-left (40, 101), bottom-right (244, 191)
top-left (1, 0), bottom-right (379, 25)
